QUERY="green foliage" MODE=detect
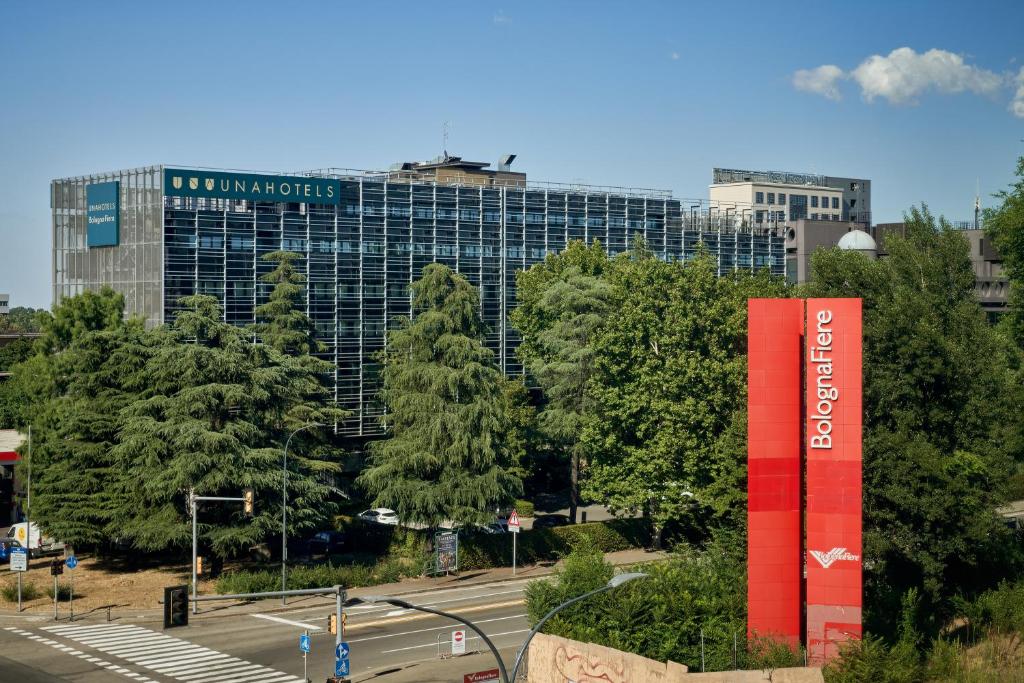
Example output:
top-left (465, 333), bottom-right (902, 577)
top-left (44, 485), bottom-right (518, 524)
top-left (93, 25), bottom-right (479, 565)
top-left (45, 582), bottom-right (73, 600)
top-left (459, 519), bottom-right (651, 570)
top-left (250, 251), bottom-right (321, 356)
top-left (513, 499), bottom-right (535, 517)
top-left (36, 286), bottom-right (126, 354)
top-left (985, 155), bottom-right (1024, 344)
top-left (524, 530), bottom-right (748, 672)
top-left (358, 264), bottom-right (522, 527)
top-left (806, 205), bottom-right (1020, 637)
top-left (511, 241), bottom-right (614, 519)
top-left (216, 556), bottom-right (421, 595)
top-left (583, 246), bottom-right (786, 539)
top-left (0, 336), bottom-right (34, 371)
top-left (0, 306), bottom-right (45, 333)
top-left (0, 580), bottom-right (40, 602)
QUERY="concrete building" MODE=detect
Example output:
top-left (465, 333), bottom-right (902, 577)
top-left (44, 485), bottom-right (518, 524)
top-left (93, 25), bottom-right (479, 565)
top-left (0, 293), bottom-right (9, 316)
top-left (52, 156), bottom-right (785, 437)
top-left (711, 168), bottom-right (871, 227)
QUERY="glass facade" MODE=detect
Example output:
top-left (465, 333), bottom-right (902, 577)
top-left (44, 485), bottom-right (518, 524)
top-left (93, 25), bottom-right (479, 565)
top-left (53, 166), bottom-right (785, 437)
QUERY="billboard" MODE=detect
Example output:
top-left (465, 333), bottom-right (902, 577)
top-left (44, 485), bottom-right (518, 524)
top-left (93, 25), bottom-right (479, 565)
top-left (86, 181), bottom-right (120, 247)
top-left (163, 168), bottom-right (341, 205)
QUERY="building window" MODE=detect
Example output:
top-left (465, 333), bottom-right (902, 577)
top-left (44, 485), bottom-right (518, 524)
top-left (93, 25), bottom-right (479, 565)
top-left (755, 210), bottom-right (765, 223)
top-left (767, 192), bottom-right (775, 205)
top-left (831, 197), bottom-right (839, 209)
top-left (789, 194), bottom-right (807, 220)
top-left (778, 193), bottom-right (786, 203)
top-left (755, 191), bottom-right (764, 204)
top-left (811, 196), bottom-right (819, 208)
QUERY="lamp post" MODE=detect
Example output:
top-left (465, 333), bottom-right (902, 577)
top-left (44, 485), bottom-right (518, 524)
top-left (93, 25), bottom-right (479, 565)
top-left (509, 572), bottom-right (648, 681)
top-left (282, 422), bottom-right (322, 605)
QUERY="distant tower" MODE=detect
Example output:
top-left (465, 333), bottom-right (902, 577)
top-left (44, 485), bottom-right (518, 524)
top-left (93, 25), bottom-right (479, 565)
top-left (975, 179), bottom-right (981, 230)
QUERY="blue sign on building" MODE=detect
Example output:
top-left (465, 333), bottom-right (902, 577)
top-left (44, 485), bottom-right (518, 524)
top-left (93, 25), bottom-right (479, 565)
top-left (164, 168), bottom-right (341, 205)
top-left (86, 181), bottom-right (120, 247)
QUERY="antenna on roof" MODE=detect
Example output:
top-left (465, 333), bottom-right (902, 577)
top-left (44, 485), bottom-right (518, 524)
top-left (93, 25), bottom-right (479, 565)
top-left (442, 121), bottom-right (450, 159)
top-left (975, 178), bottom-right (981, 230)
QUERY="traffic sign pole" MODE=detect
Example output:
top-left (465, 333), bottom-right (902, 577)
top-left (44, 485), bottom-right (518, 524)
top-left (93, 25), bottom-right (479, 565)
top-left (512, 531), bottom-right (516, 577)
top-left (508, 510), bottom-right (521, 577)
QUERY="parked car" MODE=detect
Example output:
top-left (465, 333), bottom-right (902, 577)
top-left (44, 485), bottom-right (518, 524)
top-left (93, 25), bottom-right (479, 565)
top-left (532, 514), bottom-right (571, 529)
top-left (308, 530), bottom-right (346, 555)
top-left (475, 522), bottom-right (507, 535)
top-left (357, 508), bottom-right (399, 526)
top-left (0, 538), bottom-right (22, 561)
top-left (5, 522), bottom-right (64, 557)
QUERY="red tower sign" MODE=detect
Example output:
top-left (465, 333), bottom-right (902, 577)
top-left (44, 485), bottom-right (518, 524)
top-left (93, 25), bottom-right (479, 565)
top-left (746, 298), bottom-right (862, 665)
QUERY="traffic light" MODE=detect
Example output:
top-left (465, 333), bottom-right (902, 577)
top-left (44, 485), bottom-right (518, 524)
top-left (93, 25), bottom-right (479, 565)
top-left (196, 556), bottom-right (204, 576)
top-left (328, 613), bottom-right (337, 635)
top-left (164, 585), bottom-right (189, 628)
top-left (243, 488), bottom-right (254, 517)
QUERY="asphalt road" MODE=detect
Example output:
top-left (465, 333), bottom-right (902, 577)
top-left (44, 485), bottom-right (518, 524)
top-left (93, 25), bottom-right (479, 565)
top-left (0, 577), bottom-right (531, 682)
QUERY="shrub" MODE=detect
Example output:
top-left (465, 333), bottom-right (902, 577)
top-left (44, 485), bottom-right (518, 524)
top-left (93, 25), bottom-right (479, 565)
top-left (216, 556), bottom-right (421, 595)
top-left (0, 580), bottom-right (40, 602)
top-left (45, 582), bottom-right (73, 600)
top-left (513, 499), bottom-right (535, 517)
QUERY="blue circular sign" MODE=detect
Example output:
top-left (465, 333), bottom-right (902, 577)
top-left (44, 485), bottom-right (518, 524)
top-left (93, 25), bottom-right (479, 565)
top-left (66, 556), bottom-right (78, 570)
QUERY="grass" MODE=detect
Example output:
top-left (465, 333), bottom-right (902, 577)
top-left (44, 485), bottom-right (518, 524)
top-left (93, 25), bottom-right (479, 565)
top-left (1, 580), bottom-right (41, 602)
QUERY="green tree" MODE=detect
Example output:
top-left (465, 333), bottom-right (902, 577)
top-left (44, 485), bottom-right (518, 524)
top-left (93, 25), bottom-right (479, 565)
top-left (583, 249), bottom-right (784, 544)
top-left (985, 154), bottom-right (1024, 343)
top-left (110, 294), bottom-right (344, 554)
top-left (251, 251), bottom-right (320, 356)
top-left (806, 205), bottom-right (1018, 638)
top-left (511, 241), bottom-right (613, 521)
top-left (0, 306), bottom-right (45, 333)
top-left (357, 264), bottom-right (523, 527)
top-left (36, 287), bottom-right (125, 353)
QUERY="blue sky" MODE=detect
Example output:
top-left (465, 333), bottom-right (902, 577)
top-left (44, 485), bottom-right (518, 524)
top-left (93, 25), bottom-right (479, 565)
top-left (2, 0), bottom-right (1023, 308)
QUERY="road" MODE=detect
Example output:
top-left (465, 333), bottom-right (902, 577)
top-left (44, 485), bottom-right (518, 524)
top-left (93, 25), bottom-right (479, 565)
top-left (0, 577), bottom-right (532, 682)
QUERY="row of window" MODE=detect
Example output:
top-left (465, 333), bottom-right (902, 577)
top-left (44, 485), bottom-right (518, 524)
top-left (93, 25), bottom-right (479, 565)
top-left (754, 191), bottom-right (840, 210)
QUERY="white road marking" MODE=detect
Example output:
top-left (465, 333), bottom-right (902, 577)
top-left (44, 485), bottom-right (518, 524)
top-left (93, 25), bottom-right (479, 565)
top-left (32, 623), bottom-right (305, 682)
top-left (380, 628), bottom-right (530, 653)
top-left (250, 612), bottom-right (323, 630)
top-left (347, 613), bottom-right (527, 644)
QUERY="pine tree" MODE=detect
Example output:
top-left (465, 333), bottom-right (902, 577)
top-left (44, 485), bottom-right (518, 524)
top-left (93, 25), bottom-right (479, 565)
top-left (357, 264), bottom-right (522, 527)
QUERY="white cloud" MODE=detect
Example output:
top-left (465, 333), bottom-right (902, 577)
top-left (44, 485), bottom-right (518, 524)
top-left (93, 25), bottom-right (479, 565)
top-left (792, 64), bottom-right (845, 101)
top-left (850, 47), bottom-right (1003, 104)
top-left (670, 51), bottom-right (679, 61)
top-left (1012, 66), bottom-right (1024, 118)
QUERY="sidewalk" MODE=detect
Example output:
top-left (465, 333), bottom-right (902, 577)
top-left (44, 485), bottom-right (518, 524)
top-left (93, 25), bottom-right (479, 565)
top-left (0, 548), bottom-right (668, 624)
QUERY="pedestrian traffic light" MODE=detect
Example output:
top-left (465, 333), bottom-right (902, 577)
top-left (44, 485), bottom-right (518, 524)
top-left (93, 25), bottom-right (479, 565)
top-left (328, 613), bottom-right (337, 635)
top-left (243, 488), bottom-right (254, 517)
top-left (164, 585), bottom-right (189, 628)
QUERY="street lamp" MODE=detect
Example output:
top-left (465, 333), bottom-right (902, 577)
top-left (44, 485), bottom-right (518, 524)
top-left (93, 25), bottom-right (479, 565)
top-left (361, 595), bottom-right (512, 683)
top-left (282, 422), bottom-right (323, 605)
top-left (509, 572), bottom-right (648, 681)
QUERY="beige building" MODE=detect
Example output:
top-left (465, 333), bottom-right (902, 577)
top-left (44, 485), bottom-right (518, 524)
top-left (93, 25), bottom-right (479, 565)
top-left (710, 181), bottom-right (845, 226)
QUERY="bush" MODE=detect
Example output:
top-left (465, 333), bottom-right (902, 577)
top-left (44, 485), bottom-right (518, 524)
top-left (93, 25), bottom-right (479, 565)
top-left (0, 580), bottom-right (40, 602)
top-left (215, 556), bottom-right (421, 596)
top-left (46, 581), bottom-right (73, 600)
top-left (459, 518), bottom-right (651, 570)
top-left (513, 499), bottom-right (535, 517)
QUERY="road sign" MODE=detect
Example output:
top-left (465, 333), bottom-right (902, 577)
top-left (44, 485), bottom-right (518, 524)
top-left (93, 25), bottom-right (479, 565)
top-left (66, 555), bottom-right (78, 570)
top-left (299, 633), bottom-right (310, 653)
top-left (465, 670), bottom-right (501, 683)
top-left (335, 658), bottom-right (350, 677)
top-left (508, 510), bottom-right (520, 533)
top-left (9, 547), bottom-right (27, 572)
top-left (452, 629), bottom-right (466, 655)
top-left (50, 559), bottom-right (64, 576)
top-left (335, 642), bottom-right (349, 660)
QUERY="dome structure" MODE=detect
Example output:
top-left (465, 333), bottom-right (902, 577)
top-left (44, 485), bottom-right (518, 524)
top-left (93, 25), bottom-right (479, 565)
top-left (836, 229), bottom-right (877, 258)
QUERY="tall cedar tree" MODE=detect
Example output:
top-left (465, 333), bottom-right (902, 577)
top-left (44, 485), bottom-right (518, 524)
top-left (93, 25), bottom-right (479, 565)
top-left (511, 241), bottom-right (613, 522)
top-left (805, 205), bottom-right (1019, 638)
top-left (357, 264), bottom-right (523, 527)
top-left (111, 294), bottom-right (343, 555)
top-left (583, 245), bottom-right (785, 545)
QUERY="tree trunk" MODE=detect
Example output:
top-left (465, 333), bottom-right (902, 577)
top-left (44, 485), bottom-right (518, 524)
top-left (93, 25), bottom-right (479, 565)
top-left (569, 448), bottom-right (580, 524)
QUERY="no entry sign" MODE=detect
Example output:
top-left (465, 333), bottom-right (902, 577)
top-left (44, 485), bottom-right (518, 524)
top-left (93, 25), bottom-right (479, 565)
top-left (451, 629), bottom-right (466, 655)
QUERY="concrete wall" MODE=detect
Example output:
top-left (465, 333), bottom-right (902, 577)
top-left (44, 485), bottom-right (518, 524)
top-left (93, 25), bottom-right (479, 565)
top-left (526, 633), bottom-right (823, 683)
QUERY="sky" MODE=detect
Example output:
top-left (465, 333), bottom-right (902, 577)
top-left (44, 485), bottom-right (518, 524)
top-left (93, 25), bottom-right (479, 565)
top-left (1, 0), bottom-right (1023, 309)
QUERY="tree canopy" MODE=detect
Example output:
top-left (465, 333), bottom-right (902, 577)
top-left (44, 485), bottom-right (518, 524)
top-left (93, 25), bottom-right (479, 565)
top-left (357, 264), bottom-right (523, 527)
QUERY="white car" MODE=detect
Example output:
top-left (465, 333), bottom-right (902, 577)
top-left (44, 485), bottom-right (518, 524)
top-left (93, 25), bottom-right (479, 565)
top-left (357, 508), bottom-right (399, 526)
top-left (6, 522), bottom-right (65, 557)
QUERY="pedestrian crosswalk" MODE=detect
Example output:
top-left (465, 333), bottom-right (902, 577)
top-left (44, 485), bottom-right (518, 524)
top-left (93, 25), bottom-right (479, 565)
top-left (5, 623), bottom-right (304, 682)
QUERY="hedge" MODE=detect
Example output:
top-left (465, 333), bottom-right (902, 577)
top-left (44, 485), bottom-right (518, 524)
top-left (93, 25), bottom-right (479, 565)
top-left (458, 518), bottom-right (652, 570)
top-left (512, 499), bottom-right (535, 517)
top-left (216, 517), bottom-right (651, 594)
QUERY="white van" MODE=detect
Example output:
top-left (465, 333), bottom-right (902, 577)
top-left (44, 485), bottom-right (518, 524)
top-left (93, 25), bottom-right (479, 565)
top-left (6, 522), bottom-right (65, 557)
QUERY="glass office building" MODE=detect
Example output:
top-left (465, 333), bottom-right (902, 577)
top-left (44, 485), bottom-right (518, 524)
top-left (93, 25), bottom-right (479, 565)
top-left (52, 161), bottom-right (785, 437)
